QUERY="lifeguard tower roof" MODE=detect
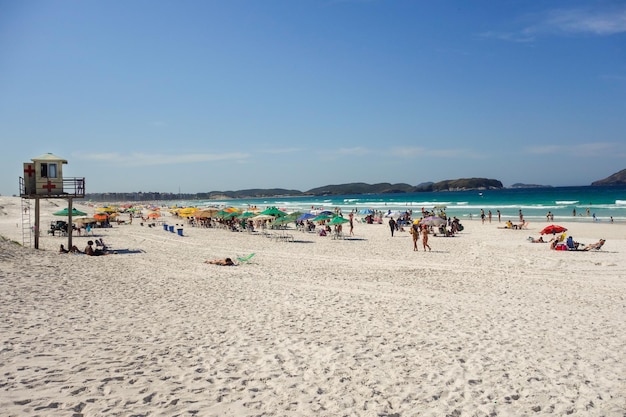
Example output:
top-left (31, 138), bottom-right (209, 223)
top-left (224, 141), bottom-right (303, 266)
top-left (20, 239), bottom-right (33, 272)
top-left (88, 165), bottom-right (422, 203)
top-left (32, 153), bottom-right (68, 163)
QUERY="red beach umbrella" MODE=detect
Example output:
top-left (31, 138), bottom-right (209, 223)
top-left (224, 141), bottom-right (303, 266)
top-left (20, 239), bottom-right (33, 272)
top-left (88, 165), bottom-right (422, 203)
top-left (540, 224), bottom-right (567, 235)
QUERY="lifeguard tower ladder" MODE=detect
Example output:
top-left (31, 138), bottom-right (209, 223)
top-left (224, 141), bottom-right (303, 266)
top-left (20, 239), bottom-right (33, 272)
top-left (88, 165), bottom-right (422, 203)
top-left (19, 153), bottom-right (85, 250)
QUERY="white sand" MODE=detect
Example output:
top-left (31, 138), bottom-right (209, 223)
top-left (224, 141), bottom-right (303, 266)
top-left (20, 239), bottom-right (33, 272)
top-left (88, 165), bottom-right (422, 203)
top-left (1, 196), bottom-right (625, 416)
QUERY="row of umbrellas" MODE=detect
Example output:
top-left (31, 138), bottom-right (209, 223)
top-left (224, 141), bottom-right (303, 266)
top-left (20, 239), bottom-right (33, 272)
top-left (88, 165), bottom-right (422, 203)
top-left (53, 206), bottom-right (458, 230)
top-left (53, 207), bottom-right (117, 225)
top-left (182, 206), bottom-right (353, 226)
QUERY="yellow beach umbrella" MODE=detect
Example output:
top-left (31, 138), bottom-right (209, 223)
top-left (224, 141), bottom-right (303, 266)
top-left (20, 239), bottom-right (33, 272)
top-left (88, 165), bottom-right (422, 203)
top-left (178, 207), bottom-right (198, 216)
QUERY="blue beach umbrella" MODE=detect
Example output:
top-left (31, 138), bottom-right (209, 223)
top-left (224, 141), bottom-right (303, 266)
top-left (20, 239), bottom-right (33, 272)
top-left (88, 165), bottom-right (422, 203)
top-left (297, 213), bottom-right (316, 222)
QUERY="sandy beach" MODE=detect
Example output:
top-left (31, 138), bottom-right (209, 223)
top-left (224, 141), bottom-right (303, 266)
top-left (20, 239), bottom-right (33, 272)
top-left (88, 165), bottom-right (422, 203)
top-left (1, 196), bottom-right (625, 416)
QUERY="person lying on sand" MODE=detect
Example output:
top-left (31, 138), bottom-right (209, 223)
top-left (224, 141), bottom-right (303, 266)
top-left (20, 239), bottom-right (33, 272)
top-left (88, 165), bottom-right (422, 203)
top-left (528, 236), bottom-right (545, 243)
top-left (205, 257), bottom-right (235, 266)
top-left (582, 239), bottom-right (606, 251)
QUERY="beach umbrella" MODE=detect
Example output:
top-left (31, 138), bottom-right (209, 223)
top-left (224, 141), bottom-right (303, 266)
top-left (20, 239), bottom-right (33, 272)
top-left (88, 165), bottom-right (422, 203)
top-left (328, 216), bottom-right (349, 225)
top-left (419, 216), bottom-right (447, 227)
top-left (311, 214), bottom-right (333, 222)
top-left (93, 213), bottom-right (109, 222)
top-left (216, 210), bottom-right (233, 219)
top-left (272, 216), bottom-right (294, 226)
top-left (73, 216), bottom-right (97, 225)
top-left (176, 207), bottom-right (198, 217)
top-left (259, 206), bottom-right (287, 217)
top-left (313, 210), bottom-right (333, 216)
top-left (297, 213), bottom-right (316, 222)
top-left (194, 208), bottom-right (219, 218)
top-left (147, 212), bottom-right (161, 219)
top-left (53, 207), bottom-right (87, 216)
top-left (540, 224), bottom-right (567, 235)
top-left (97, 206), bottom-right (117, 213)
top-left (238, 211), bottom-right (257, 219)
top-left (278, 211), bottom-right (302, 222)
top-left (252, 214), bottom-right (275, 221)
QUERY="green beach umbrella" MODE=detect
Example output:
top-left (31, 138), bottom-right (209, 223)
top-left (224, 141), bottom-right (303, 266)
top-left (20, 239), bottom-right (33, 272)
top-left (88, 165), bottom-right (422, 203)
top-left (311, 214), bottom-right (333, 222)
top-left (272, 216), bottom-right (296, 226)
top-left (53, 207), bottom-right (87, 216)
top-left (238, 211), bottom-right (257, 219)
top-left (216, 210), bottom-right (231, 218)
top-left (259, 206), bottom-right (287, 217)
top-left (328, 216), bottom-right (349, 225)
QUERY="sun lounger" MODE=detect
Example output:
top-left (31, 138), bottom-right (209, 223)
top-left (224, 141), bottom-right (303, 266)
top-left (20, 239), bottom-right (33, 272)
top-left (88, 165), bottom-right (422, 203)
top-left (236, 253), bottom-right (255, 264)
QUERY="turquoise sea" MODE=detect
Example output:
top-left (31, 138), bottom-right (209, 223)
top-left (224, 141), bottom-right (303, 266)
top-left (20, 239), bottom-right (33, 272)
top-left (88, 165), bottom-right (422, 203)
top-left (180, 185), bottom-right (626, 223)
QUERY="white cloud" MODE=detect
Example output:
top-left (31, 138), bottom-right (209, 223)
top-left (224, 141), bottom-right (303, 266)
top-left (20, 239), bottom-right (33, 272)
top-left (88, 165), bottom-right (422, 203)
top-left (482, 5), bottom-right (626, 42)
top-left (336, 147), bottom-right (372, 156)
top-left (539, 7), bottom-right (626, 36)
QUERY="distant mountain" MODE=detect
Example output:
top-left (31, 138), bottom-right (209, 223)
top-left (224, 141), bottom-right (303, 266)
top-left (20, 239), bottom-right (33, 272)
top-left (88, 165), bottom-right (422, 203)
top-left (439, 178), bottom-right (502, 191)
top-left (306, 179), bottom-right (502, 195)
top-left (414, 182), bottom-right (435, 191)
top-left (305, 182), bottom-right (415, 195)
top-left (591, 169), bottom-right (626, 186)
top-left (426, 178), bottom-right (503, 192)
top-left (84, 178), bottom-right (504, 202)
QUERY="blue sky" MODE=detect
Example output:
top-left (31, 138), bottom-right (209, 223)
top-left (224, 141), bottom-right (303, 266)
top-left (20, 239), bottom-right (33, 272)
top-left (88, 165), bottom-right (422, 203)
top-left (1, 0), bottom-right (625, 195)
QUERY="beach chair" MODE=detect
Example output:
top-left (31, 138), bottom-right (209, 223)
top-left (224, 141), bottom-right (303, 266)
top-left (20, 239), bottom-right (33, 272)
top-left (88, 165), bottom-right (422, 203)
top-left (332, 230), bottom-right (344, 240)
top-left (236, 253), bottom-right (255, 264)
top-left (565, 236), bottom-right (580, 250)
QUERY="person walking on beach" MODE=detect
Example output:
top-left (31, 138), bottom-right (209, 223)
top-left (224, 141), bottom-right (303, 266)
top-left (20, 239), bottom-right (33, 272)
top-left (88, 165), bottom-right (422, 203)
top-left (497, 209), bottom-right (501, 222)
top-left (519, 209), bottom-right (524, 223)
top-left (488, 210), bottom-right (492, 223)
top-left (349, 212), bottom-right (355, 236)
top-left (421, 224), bottom-right (431, 251)
top-left (388, 217), bottom-right (396, 236)
top-left (410, 223), bottom-right (420, 251)
top-left (480, 209), bottom-right (485, 224)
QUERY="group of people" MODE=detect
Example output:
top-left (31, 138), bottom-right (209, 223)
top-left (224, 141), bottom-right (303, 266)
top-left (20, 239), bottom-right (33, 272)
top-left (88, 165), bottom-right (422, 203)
top-left (408, 223), bottom-right (431, 251)
top-left (528, 235), bottom-right (606, 251)
top-left (59, 239), bottom-right (110, 256)
top-left (502, 220), bottom-right (528, 230)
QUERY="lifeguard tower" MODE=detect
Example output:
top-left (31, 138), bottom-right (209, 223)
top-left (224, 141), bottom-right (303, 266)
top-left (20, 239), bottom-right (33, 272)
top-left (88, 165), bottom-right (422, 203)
top-left (19, 153), bottom-right (85, 250)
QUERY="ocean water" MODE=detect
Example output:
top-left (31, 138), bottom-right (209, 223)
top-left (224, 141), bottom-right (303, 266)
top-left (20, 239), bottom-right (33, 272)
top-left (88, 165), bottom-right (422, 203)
top-left (184, 185), bottom-right (626, 223)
